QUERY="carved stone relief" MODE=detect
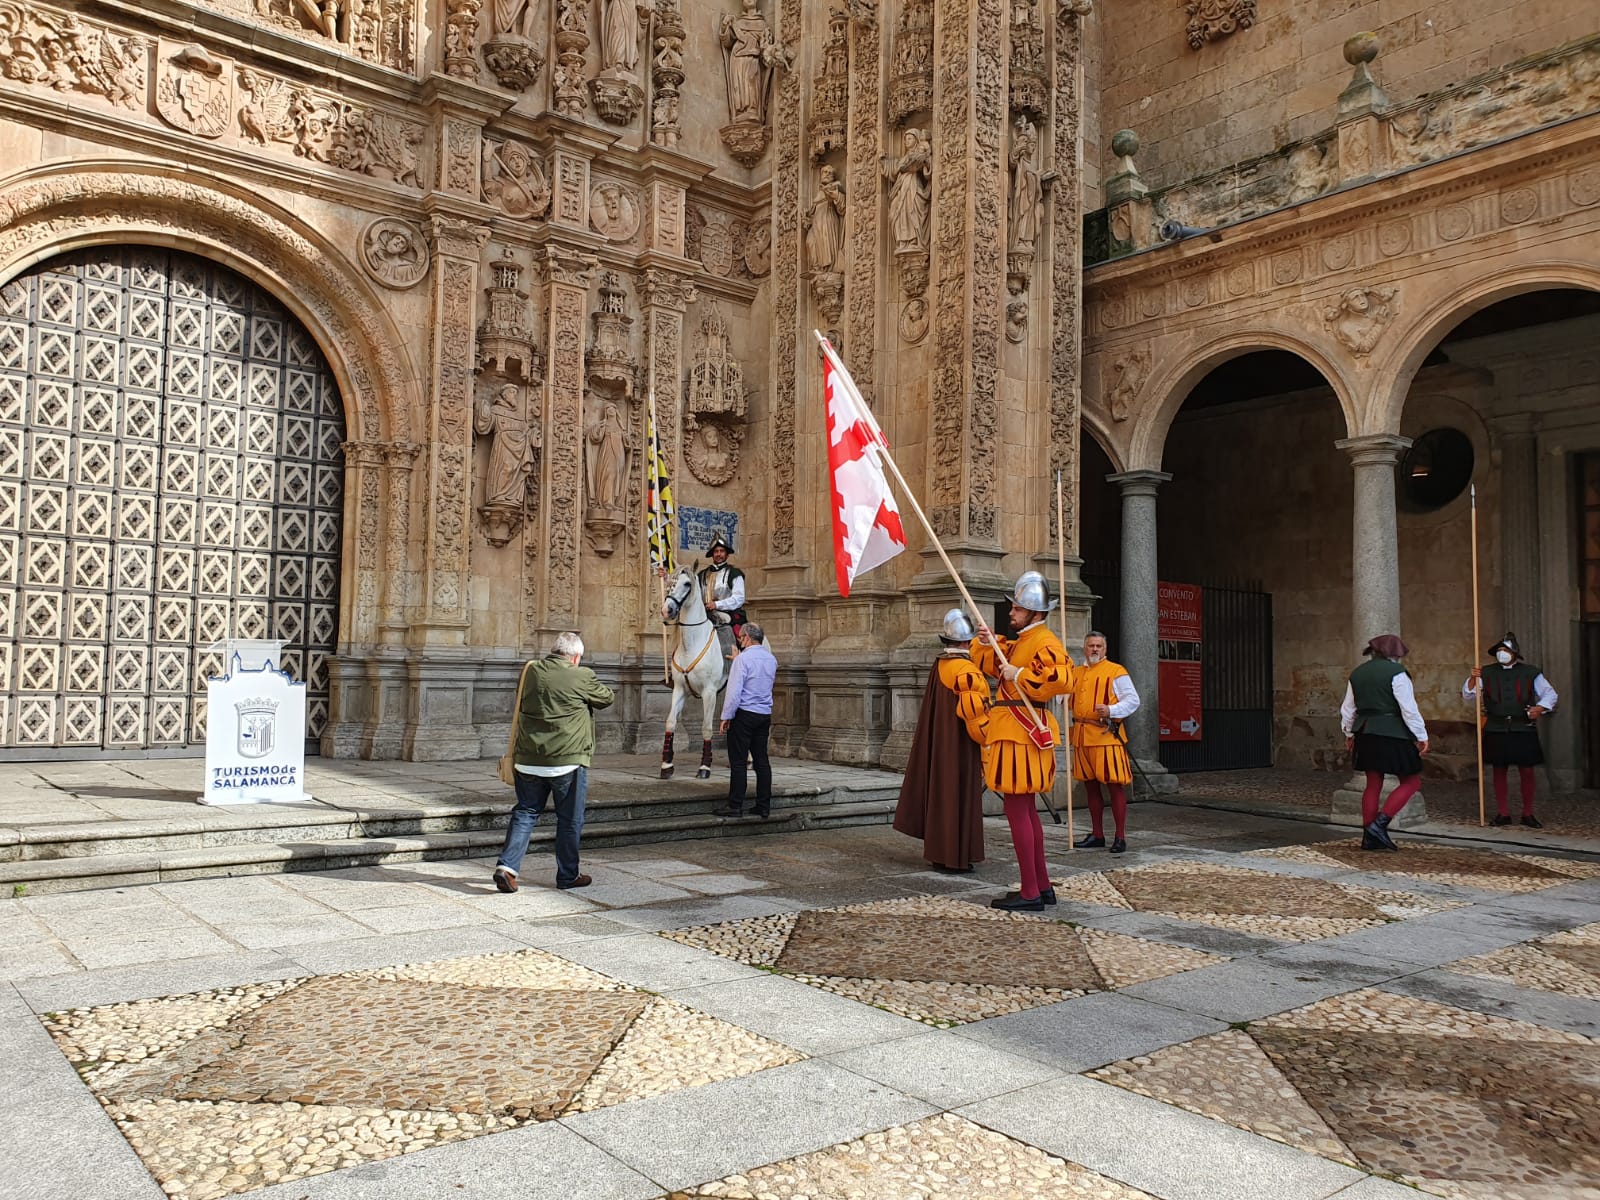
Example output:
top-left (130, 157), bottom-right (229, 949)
top-left (650, 0), bottom-right (687, 147)
top-left (887, 0), bottom-right (932, 127)
top-left (475, 382), bottom-right (538, 546)
top-left (684, 308), bottom-right (746, 487)
top-left (484, 0), bottom-right (544, 90)
top-left (1106, 348), bottom-right (1150, 421)
top-left (718, 0), bottom-right (788, 165)
top-left (477, 249), bottom-right (543, 383)
top-left (1008, 0), bottom-right (1046, 117)
top-left (583, 398), bottom-right (630, 553)
top-left (444, 0), bottom-right (483, 78)
top-left (742, 217), bottom-right (772, 276)
top-left (1323, 286), bottom-right (1398, 357)
top-left (1049, 0), bottom-right (1088, 552)
top-left (1186, 0), bottom-right (1255, 50)
top-left (360, 218), bottom-right (430, 289)
top-left (590, 0), bottom-right (646, 124)
top-left (844, 3), bottom-right (880, 384)
top-left (589, 181), bottom-right (642, 242)
top-left (809, 7), bottom-right (849, 160)
top-left (0, 5), bottom-right (145, 107)
top-left (539, 249), bottom-right (597, 625)
top-left (155, 43), bottom-right (231, 139)
top-left (1007, 114), bottom-right (1043, 298)
top-left (587, 270), bottom-right (636, 396)
top-left (767, 0), bottom-right (800, 559)
top-left (198, 0), bottom-right (416, 72)
top-left (553, 0), bottom-right (589, 116)
top-left (482, 138), bottom-right (552, 219)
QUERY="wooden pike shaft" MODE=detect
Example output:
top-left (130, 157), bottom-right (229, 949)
top-left (1471, 483), bottom-right (1485, 827)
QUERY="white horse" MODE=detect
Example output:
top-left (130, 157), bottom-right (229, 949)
top-left (660, 563), bottom-right (728, 779)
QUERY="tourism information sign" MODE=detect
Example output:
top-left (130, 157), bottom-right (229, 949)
top-left (201, 646), bottom-right (312, 806)
top-left (1157, 581), bottom-right (1203, 742)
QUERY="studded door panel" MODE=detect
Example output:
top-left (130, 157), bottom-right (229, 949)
top-left (0, 249), bottom-right (344, 753)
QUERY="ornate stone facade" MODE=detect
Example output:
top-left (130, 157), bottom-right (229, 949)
top-left (1, 0), bottom-right (1589, 780)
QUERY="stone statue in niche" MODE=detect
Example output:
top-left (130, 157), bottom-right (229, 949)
top-left (804, 165), bottom-right (847, 274)
top-left (475, 382), bottom-right (538, 546)
top-left (1007, 114), bottom-right (1043, 296)
top-left (1322, 286), bottom-right (1398, 357)
top-left (492, 0), bottom-right (540, 36)
top-left (600, 0), bottom-right (650, 73)
top-left (718, 0), bottom-right (787, 165)
top-left (482, 139), bottom-right (552, 219)
top-left (585, 401), bottom-right (628, 511)
top-left (485, 0), bottom-right (545, 89)
top-left (883, 128), bottom-right (932, 255)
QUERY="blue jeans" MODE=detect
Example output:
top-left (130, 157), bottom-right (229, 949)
top-left (496, 767), bottom-right (587, 886)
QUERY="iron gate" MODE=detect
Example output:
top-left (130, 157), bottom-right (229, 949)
top-left (0, 247), bottom-right (345, 755)
top-left (1082, 566), bottom-right (1273, 772)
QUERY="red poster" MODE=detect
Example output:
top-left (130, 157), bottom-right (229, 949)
top-left (1158, 581), bottom-right (1202, 742)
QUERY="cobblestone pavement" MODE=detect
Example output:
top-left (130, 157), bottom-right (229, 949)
top-left (5, 809), bottom-right (1599, 1200)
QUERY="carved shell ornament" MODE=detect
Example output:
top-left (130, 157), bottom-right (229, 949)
top-left (360, 218), bottom-right (430, 289)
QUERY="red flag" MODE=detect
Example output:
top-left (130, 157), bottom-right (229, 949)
top-left (819, 334), bottom-right (906, 596)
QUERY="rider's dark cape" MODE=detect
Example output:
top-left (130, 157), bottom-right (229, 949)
top-left (894, 665), bottom-right (985, 870)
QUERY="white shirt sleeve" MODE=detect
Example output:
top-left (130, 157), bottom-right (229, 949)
top-left (1340, 683), bottom-right (1356, 738)
top-left (1390, 672), bottom-right (1428, 742)
top-left (1108, 674), bottom-right (1140, 718)
top-left (1462, 674), bottom-right (1479, 703)
top-left (1534, 673), bottom-right (1558, 710)
top-left (716, 573), bottom-right (745, 612)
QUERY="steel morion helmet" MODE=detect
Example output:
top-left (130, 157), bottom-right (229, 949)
top-left (1010, 570), bottom-right (1058, 614)
top-left (705, 531), bottom-right (733, 555)
top-left (940, 608), bottom-right (975, 644)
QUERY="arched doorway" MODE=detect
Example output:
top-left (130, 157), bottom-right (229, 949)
top-left (0, 247), bottom-right (346, 755)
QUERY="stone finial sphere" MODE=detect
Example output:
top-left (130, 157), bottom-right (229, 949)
top-left (1343, 32), bottom-right (1380, 66)
top-left (1110, 129), bottom-right (1140, 158)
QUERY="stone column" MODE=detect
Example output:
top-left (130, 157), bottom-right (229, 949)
top-left (1491, 415), bottom-right (1540, 643)
top-left (1336, 434), bottom-right (1410, 650)
top-left (379, 442), bottom-right (420, 642)
top-left (536, 247), bottom-right (599, 635)
top-left (322, 440), bottom-right (384, 757)
top-left (1108, 470), bottom-right (1176, 791)
top-left (1332, 432), bottom-right (1426, 826)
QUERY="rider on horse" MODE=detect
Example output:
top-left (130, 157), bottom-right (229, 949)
top-left (698, 532), bottom-right (747, 660)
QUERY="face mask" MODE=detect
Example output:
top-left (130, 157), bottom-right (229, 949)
top-left (1495, 649), bottom-right (1514, 665)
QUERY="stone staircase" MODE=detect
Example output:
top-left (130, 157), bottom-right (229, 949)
top-left (0, 772), bottom-right (903, 896)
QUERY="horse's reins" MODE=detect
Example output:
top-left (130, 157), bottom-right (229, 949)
top-left (664, 581), bottom-right (717, 696)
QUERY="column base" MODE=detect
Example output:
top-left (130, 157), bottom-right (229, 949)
top-left (1131, 758), bottom-right (1180, 798)
top-left (1330, 773), bottom-right (1429, 829)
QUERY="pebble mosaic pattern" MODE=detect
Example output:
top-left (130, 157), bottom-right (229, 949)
top-left (1249, 840), bottom-right (1600, 893)
top-left (660, 895), bottom-right (1223, 1026)
top-left (669, 1113), bottom-right (1157, 1199)
top-left (1050, 861), bottom-right (1458, 942)
top-left (1445, 921), bottom-right (1600, 1000)
top-left (1093, 987), bottom-right (1600, 1199)
top-left (43, 949), bottom-right (801, 1199)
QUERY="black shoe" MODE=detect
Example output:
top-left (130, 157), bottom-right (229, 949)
top-left (990, 893), bottom-right (1045, 912)
top-left (751, 807), bottom-right (770, 820)
top-left (1110, 838), bottom-right (1127, 855)
top-left (1491, 814), bottom-right (1513, 827)
top-left (1075, 833), bottom-right (1106, 849)
top-left (933, 864), bottom-right (976, 874)
top-left (712, 804), bottom-right (743, 818)
top-left (1364, 813), bottom-right (1399, 851)
top-left (1361, 829), bottom-right (1383, 850)
top-left (1039, 886), bottom-right (1057, 905)
top-left (1521, 814), bottom-right (1543, 829)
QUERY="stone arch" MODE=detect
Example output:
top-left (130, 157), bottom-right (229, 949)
top-left (1367, 260), bottom-right (1600, 437)
top-left (1126, 328), bottom-right (1358, 471)
top-left (1082, 410), bottom-right (1128, 475)
top-left (0, 161), bottom-right (420, 445)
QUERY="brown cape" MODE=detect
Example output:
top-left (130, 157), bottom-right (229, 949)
top-left (893, 661), bottom-right (985, 870)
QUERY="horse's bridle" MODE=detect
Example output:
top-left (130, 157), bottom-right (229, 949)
top-left (663, 575), bottom-right (711, 628)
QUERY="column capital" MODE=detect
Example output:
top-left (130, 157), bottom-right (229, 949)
top-left (1107, 469), bottom-right (1172, 497)
top-left (1335, 433), bottom-right (1411, 467)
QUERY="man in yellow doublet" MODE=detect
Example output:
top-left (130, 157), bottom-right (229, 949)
top-left (1067, 631), bottom-right (1140, 854)
top-left (971, 572), bottom-right (1072, 911)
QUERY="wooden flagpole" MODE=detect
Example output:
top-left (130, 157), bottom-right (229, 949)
top-left (649, 388), bottom-right (671, 685)
top-left (1470, 483), bottom-right (1485, 827)
top-left (1056, 469), bottom-right (1074, 847)
top-left (814, 331), bottom-right (1049, 735)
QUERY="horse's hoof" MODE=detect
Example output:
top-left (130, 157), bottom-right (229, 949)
top-left (660, 766), bottom-right (674, 779)
top-left (696, 768), bottom-right (710, 780)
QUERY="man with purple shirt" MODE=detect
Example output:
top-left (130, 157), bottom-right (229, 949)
top-left (712, 623), bottom-right (776, 819)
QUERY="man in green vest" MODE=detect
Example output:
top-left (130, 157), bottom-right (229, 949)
top-left (1464, 632), bottom-right (1558, 828)
top-left (493, 631), bottom-right (615, 894)
top-left (1340, 633), bottom-right (1429, 851)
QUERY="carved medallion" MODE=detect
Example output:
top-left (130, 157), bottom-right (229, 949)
top-left (589, 181), bottom-right (641, 241)
top-left (1321, 233), bottom-right (1355, 272)
top-left (155, 42), bottom-right (232, 139)
top-left (1271, 251), bottom-right (1302, 285)
top-left (1323, 286), bottom-right (1398, 358)
top-left (1500, 187), bottom-right (1539, 225)
top-left (1570, 165), bottom-right (1600, 208)
top-left (697, 212), bottom-right (736, 278)
top-left (1436, 204), bottom-right (1473, 241)
top-left (360, 219), bottom-right (430, 289)
top-left (1377, 220), bottom-right (1411, 257)
top-left (742, 219), bottom-right (772, 276)
top-left (1225, 263), bottom-right (1252, 296)
top-left (684, 417), bottom-right (739, 487)
top-left (899, 297), bottom-right (929, 344)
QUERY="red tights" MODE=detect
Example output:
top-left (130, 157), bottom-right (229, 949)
top-left (1360, 772), bottom-right (1422, 825)
top-left (1493, 765), bottom-right (1537, 816)
top-left (1083, 780), bottom-right (1129, 840)
top-left (1002, 792), bottom-right (1050, 900)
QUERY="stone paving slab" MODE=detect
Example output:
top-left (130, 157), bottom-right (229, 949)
top-left (663, 970), bottom-right (931, 1055)
top-left (954, 990), bottom-right (1229, 1074)
top-left (1378, 966), bottom-right (1600, 1038)
top-left (563, 1058), bottom-right (936, 1191)
top-left (1120, 960), bottom-right (1380, 1024)
top-left (959, 1075), bottom-right (1367, 1200)
top-left (825, 1030), bottom-right (1065, 1109)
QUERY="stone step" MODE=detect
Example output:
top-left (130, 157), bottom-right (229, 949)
top-left (0, 797), bottom-right (900, 895)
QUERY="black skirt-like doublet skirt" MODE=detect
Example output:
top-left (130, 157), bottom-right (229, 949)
top-left (1352, 731), bottom-right (1422, 777)
top-left (1482, 729), bottom-right (1544, 767)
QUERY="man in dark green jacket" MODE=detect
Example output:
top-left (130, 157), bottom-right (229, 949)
top-left (493, 632), bottom-right (615, 893)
